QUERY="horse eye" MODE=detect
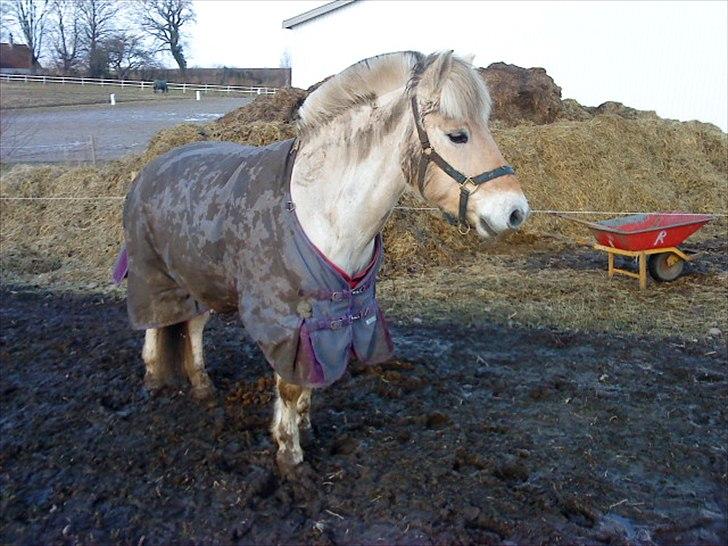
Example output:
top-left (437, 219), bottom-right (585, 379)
top-left (447, 131), bottom-right (468, 144)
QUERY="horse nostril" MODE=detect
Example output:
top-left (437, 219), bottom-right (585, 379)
top-left (508, 208), bottom-right (525, 228)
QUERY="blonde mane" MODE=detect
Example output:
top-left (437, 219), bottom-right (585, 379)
top-left (297, 51), bottom-right (492, 139)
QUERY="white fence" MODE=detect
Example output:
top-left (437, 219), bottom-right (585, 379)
top-left (0, 73), bottom-right (278, 96)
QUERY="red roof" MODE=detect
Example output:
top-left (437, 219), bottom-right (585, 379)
top-left (0, 42), bottom-right (33, 69)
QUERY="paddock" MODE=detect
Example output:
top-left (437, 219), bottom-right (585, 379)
top-left (0, 75), bottom-right (726, 544)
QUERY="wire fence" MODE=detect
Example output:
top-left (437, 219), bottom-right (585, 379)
top-left (0, 73), bottom-right (278, 96)
top-left (0, 196), bottom-right (725, 218)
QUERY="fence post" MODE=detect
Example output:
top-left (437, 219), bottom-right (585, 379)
top-left (140, 81), bottom-right (144, 90)
top-left (89, 136), bottom-right (97, 166)
top-left (183, 83), bottom-right (186, 93)
top-left (196, 90), bottom-right (201, 101)
top-left (110, 93), bottom-right (116, 105)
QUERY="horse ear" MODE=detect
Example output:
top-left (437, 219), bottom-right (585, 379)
top-left (460, 53), bottom-right (475, 65)
top-left (418, 50), bottom-right (454, 99)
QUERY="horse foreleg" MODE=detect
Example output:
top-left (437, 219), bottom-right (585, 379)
top-left (182, 312), bottom-right (216, 401)
top-left (271, 373), bottom-right (312, 473)
top-left (297, 388), bottom-right (312, 431)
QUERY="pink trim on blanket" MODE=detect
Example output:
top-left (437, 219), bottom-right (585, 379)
top-left (112, 247), bottom-right (128, 284)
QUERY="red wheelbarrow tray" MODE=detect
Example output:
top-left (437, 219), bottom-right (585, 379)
top-left (566, 213), bottom-right (714, 251)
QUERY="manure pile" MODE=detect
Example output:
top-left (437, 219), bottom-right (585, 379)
top-left (1, 80), bottom-right (726, 284)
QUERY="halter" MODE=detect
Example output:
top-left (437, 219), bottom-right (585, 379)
top-left (410, 96), bottom-right (515, 234)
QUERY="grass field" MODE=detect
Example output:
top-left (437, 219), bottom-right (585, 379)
top-left (0, 81), bottom-right (251, 109)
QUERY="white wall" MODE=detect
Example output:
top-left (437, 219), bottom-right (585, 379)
top-left (287, 0), bottom-right (727, 130)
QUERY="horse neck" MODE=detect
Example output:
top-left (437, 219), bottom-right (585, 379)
top-left (290, 101), bottom-right (410, 275)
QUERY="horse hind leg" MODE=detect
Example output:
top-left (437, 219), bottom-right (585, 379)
top-left (181, 313), bottom-right (216, 401)
top-left (142, 325), bottom-right (185, 392)
top-left (141, 313), bottom-right (215, 401)
top-left (271, 373), bottom-right (312, 473)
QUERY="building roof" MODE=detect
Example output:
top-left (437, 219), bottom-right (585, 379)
top-left (282, 0), bottom-right (357, 29)
top-left (0, 42), bottom-right (33, 69)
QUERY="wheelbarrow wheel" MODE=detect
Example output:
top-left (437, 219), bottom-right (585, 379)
top-left (648, 252), bottom-right (684, 282)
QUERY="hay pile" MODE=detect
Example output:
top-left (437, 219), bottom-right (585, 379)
top-left (216, 88), bottom-right (307, 126)
top-left (1, 84), bottom-right (726, 284)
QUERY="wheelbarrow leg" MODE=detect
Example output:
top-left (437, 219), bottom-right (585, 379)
top-left (639, 252), bottom-right (647, 290)
top-left (608, 252), bottom-right (614, 279)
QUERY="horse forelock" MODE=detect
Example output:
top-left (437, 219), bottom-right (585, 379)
top-left (409, 53), bottom-right (492, 122)
top-left (439, 62), bottom-right (492, 123)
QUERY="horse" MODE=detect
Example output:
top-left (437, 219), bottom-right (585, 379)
top-left (153, 79), bottom-right (168, 93)
top-left (115, 50), bottom-right (529, 473)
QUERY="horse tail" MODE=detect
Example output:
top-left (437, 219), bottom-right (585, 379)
top-left (112, 246), bottom-right (129, 284)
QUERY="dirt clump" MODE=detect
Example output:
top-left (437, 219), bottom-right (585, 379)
top-left (479, 62), bottom-right (564, 126)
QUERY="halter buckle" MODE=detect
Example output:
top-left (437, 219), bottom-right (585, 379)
top-left (423, 147), bottom-right (432, 156)
top-left (459, 177), bottom-right (477, 194)
top-left (458, 223), bottom-right (471, 235)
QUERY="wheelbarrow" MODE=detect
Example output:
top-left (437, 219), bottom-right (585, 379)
top-left (558, 213), bottom-right (714, 290)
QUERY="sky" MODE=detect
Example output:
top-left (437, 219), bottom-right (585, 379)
top-left (187, 0), bottom-right (319, 68)
top-left (184, 0), bottom-right (727, 131)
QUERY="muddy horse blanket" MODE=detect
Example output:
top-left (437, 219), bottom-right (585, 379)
top-left (117, 138), bottom-right (393, 387)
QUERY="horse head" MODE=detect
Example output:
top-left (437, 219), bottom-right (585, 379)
top-left (406, 51), bottom-right (529, 237)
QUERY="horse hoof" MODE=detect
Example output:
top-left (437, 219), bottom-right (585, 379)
top-left (300, 425), bottom-right (316, 448)
top-left (286, 461), bottom-right (317, 486)
top-left (190, 383), bottom-right (216, 403)
top-left (276, 451), bottom-right (303, 476)
top-left (144, 370), bottom-right (184, 392)
top-left (143, 373), bottom-right (167, 394)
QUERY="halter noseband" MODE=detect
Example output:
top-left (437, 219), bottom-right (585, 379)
top-left (410, 96), bottom-right (515, 234)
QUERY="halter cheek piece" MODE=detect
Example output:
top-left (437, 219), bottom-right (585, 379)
top-left (410, 96), bottom-right (515, 235)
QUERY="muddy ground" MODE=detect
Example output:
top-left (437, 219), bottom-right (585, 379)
top-left (1, 284), bottom-right (726, 545)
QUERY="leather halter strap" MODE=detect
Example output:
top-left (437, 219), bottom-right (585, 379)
top-left (410, 96), bottom-right (515, 233)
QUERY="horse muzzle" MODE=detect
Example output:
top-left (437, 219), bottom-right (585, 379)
top-left (474, 193), bottom-right (530, 238)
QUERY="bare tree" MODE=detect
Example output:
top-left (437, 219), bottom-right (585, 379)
top-left (5, 0), bottom-right (50, 67)
top-left (77, 0), bottom-right (118, 77)
top-left (136, 0), bottom-right (195, 73)
top-left (105, 31), bottom-right (157, 79)
top-left (49, 0), bottom-right (80, 74)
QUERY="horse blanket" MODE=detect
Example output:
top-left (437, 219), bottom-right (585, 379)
top-left (118, 138), bottom-right (393, 388)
